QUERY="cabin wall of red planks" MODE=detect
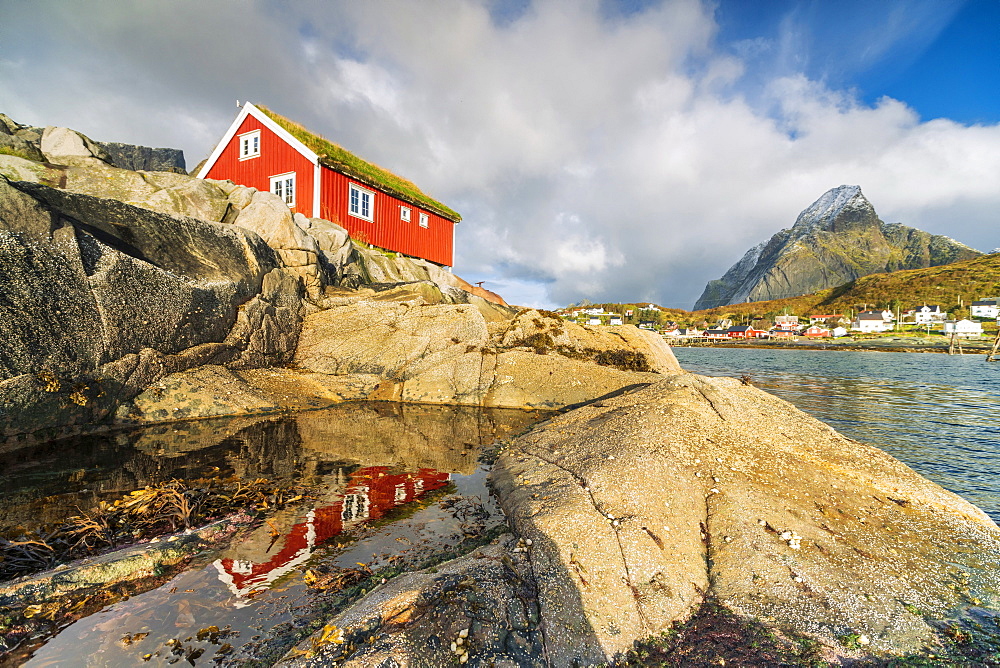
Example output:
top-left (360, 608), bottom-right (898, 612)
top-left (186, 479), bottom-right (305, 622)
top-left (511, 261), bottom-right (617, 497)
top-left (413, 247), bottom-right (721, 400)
top-left (204, 114), bottom-right (455, 267)
top-left (203, 115), bottom-right (314, 218)
top-left (320, 168), bottom-right (454, 267)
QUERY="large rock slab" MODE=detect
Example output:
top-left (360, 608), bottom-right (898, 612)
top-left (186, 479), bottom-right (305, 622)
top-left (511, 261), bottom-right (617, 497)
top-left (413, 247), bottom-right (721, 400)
top-left (294, 301), bottom-right (678, 409)
top-left (496, 308), bottom-right (681, 374)
top-left (40, 126), bottom-right (111, 163)
top-left (295, 299), bottom-right (490, 379)
top-left (491, 373), bottom-right (1000, 664)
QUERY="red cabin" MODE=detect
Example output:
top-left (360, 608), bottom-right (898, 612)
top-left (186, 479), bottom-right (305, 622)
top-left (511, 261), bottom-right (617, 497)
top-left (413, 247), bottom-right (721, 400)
top-left (198, 102), bottom-right (460, 267)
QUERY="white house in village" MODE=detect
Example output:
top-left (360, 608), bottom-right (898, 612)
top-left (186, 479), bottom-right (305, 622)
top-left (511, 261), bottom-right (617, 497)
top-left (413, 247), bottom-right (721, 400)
top-left (809, 314), bottom-right (844, 325)
top-left (913, 305), bottom-right (946, 324)
top-left (852, 311), bottom-right (891, 332)
top-left (664, 328), bottom-right (702, 339)
top-left (971, 299), bottom-right (999, 319)
top-left (774, 315), bottom-right (801, 331)
top-left (581, 311), bottom-right (622, 326)
top-left (943, 319), bottom-right (984, 338)
top-left (831, 326), bottom-right (848, 337)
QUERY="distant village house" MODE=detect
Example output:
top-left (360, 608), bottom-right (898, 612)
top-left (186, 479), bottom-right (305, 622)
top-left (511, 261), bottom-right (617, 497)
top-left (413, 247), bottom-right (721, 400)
top-left (852, 311), bottom-right (891, 332)
top-left (808, 314), bottom-right (844, 325)
top-left (802, 325), bottom-right (831, 338)
top-left (912, 305), bottom-right (945, 324)
top-left (971, 299), bottom-right (999, 319)
top-left (664, 327), bottom-right (702, 339)
top-left (774, 315), bottom-right (801, 331)
top-left (943, 319), bottom-right (984, 338)
top-left (727, 325), bottom-right (767, 339)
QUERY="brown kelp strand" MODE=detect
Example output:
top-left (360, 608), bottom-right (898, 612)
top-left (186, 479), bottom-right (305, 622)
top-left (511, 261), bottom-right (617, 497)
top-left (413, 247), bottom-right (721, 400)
top-left (0, 475), bottom-right (308, 582)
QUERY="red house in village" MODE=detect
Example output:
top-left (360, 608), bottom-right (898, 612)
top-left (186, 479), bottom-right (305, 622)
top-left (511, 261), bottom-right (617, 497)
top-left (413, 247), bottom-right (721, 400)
top-left (198, 102), bottom-right (461, 267)
top-left (803, 325), bottom-right (832, 338)
top-left (726, 325), bottom-right (767, 339)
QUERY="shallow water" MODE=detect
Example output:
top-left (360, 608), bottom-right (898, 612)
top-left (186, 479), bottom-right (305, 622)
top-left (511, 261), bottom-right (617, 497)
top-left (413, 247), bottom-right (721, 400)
top-left (673, 347), bottom-right (1000, 521)
top-left (4, 403), bottom-right (547, 666)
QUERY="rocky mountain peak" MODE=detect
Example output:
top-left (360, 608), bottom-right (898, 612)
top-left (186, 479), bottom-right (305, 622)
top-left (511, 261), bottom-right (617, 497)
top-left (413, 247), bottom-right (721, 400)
top-left (790, 184), bottom-right (875, 235)
top-left (692, 185), bottom-right (981, 310)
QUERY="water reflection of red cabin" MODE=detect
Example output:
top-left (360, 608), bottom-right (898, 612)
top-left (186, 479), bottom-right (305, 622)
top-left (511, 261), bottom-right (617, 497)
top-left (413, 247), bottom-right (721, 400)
top-left (214, 466), bottom-right (450, 596)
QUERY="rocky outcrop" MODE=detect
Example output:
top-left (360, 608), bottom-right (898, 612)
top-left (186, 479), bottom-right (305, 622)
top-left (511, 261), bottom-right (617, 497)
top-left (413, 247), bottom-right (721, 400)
top-left (1, 112), bottom-right (184, 173)
top-left (112, 306), bottom-right (680, 421)
top-left (40, 126), bottom-right (112, 163)
top-left (1, 112), bottom-right (677, 441)
top-left (0, 113), bottom-right (44, 162)
top-left (488, 374), bottom-right (1000, 663)
top-left (0, 175), bottom-right (306, 440)
top-left (693, 185), bottom-right (982, 309)
top-left (95, 142), bottom-right (186, 173)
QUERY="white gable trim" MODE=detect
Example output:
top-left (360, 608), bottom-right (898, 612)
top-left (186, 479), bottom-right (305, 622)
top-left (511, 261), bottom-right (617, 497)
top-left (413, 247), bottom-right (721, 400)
top-left (197, 102), bottom-right (318, 179)
top-left (313, 162), bottom-right (321, 218)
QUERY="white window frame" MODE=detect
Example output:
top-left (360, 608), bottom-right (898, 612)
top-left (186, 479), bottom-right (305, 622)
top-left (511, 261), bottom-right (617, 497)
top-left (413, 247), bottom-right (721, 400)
top-left (400, 206), bottom-right (411, 222)
top-left (270, 172), bottom-right (296, 207)
top-left (349, 183), bottom-right (375, 221)
top-left (418, 212), bottom-right (429, 228)
top-left (238, 130), bottom-right (260, 160)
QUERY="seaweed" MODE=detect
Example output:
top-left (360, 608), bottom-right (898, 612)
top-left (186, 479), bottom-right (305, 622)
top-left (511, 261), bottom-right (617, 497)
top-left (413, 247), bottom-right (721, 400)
top-left (0, 475), bottom-right (306, 582)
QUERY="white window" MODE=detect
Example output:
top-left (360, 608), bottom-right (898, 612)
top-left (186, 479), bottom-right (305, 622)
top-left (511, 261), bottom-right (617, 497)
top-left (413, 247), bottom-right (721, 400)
top-left (341, 490), bottom-right (370, 523)
top-left (400, 206), bottom-right (411, 222)
top-left (349, 183), bottom-right (374, 221)
top-left (238, 130), bottom-right (260, 159)
top-left (418, 212), bottom-right (429, 228)
top-left (270, 172), bottom-right (295, 207)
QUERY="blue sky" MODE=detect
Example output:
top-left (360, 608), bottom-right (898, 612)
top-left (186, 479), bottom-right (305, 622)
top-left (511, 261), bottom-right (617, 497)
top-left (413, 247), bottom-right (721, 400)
top-left (716, 0), bottom-right (999, 124)
top-left (1, 0), bottom-right (998, 309)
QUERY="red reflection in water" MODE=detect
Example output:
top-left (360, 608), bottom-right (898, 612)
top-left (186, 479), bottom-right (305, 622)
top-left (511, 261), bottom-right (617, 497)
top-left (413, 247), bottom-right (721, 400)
top-left (214, 466), bottom-right (450, 596)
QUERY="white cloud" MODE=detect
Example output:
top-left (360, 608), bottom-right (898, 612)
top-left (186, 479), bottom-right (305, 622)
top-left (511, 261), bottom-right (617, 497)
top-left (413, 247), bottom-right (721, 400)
top-left (2, 0), bottom-right (998, 309)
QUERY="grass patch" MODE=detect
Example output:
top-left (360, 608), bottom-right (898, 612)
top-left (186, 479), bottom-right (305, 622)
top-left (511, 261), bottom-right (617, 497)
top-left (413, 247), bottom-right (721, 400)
top-left (0, 146), bottom-right (36, 161)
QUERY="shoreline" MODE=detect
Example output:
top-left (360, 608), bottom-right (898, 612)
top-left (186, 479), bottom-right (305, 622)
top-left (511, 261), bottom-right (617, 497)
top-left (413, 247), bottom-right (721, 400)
top-left (671, 338), bottom-right (996, 354)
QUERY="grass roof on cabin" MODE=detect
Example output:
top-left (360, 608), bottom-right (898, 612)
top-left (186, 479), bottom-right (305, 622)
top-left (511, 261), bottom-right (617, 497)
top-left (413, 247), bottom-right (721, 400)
top-left (256, 105), bottom-right (461, 222)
